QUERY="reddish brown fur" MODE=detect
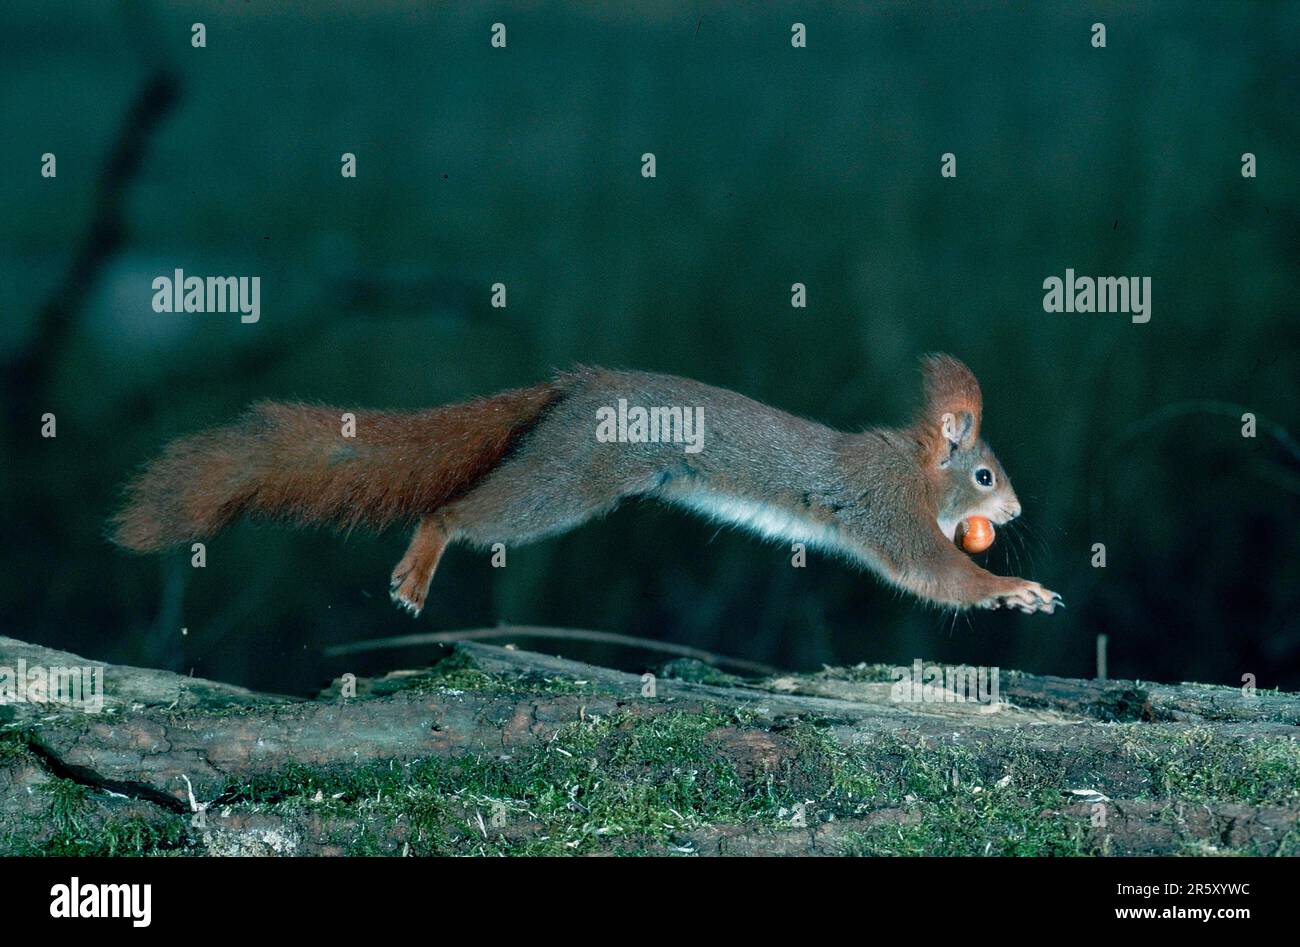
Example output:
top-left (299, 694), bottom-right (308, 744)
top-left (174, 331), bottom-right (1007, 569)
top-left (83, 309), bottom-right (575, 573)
top-left (110, 382), bottom-right (561, 552)
top-left (913, 353), bottom-right (983, 463)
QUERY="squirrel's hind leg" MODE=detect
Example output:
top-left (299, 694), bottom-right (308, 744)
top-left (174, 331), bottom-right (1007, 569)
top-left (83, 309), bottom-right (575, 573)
top-left (390, 516), bottom-right (449, 617)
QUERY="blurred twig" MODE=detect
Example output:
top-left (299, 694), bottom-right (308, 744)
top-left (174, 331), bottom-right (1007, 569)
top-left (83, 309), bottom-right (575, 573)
top-left (1117, 399), bottom-right (1300, 468)
top-left (1094, 399), bottom-right (1300, 527)
top-left (324, 624), bottom-right (782, 676)
top-left (5, 69), bottom-right (181, 425)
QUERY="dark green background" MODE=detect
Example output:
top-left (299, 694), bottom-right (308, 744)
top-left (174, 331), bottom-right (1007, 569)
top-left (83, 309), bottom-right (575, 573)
top-left (2, 1), bottom-right (1297, 693)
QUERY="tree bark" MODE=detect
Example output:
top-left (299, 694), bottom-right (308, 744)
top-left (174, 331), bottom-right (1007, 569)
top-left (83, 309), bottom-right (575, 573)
top-left (2, 634), bottom-right (1296, 856)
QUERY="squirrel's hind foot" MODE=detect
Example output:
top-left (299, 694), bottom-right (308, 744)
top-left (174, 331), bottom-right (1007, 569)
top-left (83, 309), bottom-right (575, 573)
top-left (388, 516), bottom-right (449, 618)
top-left (389, 577), bottom-right (428, 617)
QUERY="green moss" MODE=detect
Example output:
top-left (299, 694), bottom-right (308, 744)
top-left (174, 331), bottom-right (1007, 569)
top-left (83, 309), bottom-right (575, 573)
top-left (0, 779), bottom-right (190, 856)
top-left (205, 711), bottom-right (1300, 856)
top-left (102, 816), bottom-right (188, 856)
top-left (837, 792), bottom-right (1089, 856)
top-left (0, 728), bottom-right (35, 765)
top-left (1118, 726), bottom-right (1300, 805)
top-left (783, 725), bottom-right (1300, 856)
top-left (19, 813), bottom-right (188, 857)
top-left (657, 658), bottom-right (746, 687)
top-left (39, 814), bottom-right (188, 857)
top-left (1268, 821), bottom-right (1300, 857)
top-left (782, 721), bottom-right (877, 806)
top-left (220, 709), bottom-right (808, 855)
top-left (363, 649), bottom-right (593, 697)
top-left (790, 730), bottom-right (1087, 856)
top-left (45, 777), bottom-right (92, 834)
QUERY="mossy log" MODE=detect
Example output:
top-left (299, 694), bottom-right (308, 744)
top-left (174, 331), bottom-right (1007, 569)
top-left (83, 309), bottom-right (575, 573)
top-left (2, 633), bottom-right (1297, 856)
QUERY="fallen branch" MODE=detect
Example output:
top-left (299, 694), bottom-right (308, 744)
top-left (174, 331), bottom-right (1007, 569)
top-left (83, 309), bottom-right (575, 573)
top-left (2, 634), bottom-right (1297, 856)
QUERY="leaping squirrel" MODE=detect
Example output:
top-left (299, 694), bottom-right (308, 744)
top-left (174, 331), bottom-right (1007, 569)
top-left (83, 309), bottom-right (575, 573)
top-left (111, 354), bottom-right (1061, 617)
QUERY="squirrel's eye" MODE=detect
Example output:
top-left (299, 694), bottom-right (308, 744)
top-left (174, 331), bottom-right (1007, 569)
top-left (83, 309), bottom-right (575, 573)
top-left (975, 468), bottom-right (994, 487)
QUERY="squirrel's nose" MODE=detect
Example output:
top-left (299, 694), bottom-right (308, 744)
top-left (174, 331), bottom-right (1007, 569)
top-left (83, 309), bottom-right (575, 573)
top-left (1005, 499), bottom-right (1022, 520)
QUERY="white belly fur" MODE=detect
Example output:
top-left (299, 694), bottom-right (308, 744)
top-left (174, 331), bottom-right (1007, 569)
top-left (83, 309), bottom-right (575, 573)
top-left (657, 486), bottom-right (846, 552)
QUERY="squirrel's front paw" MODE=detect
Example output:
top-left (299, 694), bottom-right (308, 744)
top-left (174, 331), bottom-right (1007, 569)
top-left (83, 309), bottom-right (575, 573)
top-left (980, 580), bottom-right (1062, 615)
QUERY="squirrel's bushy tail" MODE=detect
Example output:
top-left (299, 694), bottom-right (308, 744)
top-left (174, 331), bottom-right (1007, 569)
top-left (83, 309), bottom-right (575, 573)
top-left (110, 382), bottom-right (562, 552)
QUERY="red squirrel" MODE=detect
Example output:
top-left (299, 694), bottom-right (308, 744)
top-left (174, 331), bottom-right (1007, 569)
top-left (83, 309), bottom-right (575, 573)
top-left (111, 354), bottom-right (1061, 618)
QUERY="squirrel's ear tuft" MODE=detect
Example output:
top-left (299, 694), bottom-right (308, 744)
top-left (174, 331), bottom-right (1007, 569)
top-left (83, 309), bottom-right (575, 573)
top-left (917, 354), bottom-right (982, 459)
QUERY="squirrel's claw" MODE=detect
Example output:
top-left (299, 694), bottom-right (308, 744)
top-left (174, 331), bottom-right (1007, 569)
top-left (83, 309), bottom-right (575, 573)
top-left (388, 584), bottom-right (425, 617)
top-left (981, 580), bottom-right (1062, 615)
top-left (389, 570), bottom-right (428, 617)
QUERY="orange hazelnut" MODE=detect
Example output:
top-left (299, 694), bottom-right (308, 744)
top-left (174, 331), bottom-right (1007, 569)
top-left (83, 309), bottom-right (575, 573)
top-left (958, 515), bottom-right (995, 554)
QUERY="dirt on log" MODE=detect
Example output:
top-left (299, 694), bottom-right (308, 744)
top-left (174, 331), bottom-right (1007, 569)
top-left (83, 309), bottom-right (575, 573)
top-left (1, 633), bottom-right (1297, 856)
